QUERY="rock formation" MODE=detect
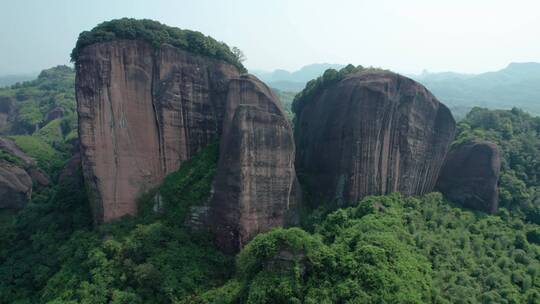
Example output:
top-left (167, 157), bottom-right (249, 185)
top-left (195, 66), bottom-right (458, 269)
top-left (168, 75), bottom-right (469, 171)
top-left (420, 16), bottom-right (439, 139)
top-left (0, 137), bottom-right (35, 167)
top-left (0, 136), bottom-right (50, 191)
top-left (45, 106), bottom-right (65, 123)
top-left (295, 70), bottom-right (456, 205)
top-left (58, 153), bottom-right (82, 186)
top-left (436, 141), bottom-right (501, 214)
top-left (75, 38), bottom-right (300, 243)
top-left (76, 40), bottom-right (239, 222)
top-left (0, 161), bottom-right (32, 209)
top-left (211, 75), bottom-right (300, 252)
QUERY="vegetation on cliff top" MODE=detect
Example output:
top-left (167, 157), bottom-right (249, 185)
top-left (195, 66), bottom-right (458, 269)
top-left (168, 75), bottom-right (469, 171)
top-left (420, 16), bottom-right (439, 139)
top-left (71, 18), bottom-right (247, 73)
top-left (291, 64), bottom-right (365, 118)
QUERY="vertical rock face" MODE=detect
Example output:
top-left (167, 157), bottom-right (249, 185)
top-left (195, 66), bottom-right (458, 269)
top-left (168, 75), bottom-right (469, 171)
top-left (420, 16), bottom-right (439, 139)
top-left (436, 141), bottom-right (501, 214)
top-left (0, 161), bottom-right (32, 209)
top-left (211, 75), bottom-right (301, 252)
top-left (76, 40), bottom-right (239, 223)
top-left (295, 70), bottom-right (456, 205)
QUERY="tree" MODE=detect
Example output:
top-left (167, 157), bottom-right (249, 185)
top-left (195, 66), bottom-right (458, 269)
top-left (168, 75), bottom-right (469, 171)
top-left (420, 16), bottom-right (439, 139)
top-left (231, 47), bottom-right (246, 63)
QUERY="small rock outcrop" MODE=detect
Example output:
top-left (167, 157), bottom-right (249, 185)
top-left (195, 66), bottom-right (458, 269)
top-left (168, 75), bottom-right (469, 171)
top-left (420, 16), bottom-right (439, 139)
top-left (211, 75), bottom-right (301, 252)
top-left (0, 136), bottom-right (50, 188)
top-left (295, 70), bottom-right (456, 205)
top-left (0, 137), bottom-right (34, 167)
top-left (45, 106), bottom-right (65, 123)
top-left (58, 153), bottom-right (82, 186)
top-left (76, 40), bottom-right (239, 223)
top-left (436, 141), bottom-right (501, 214)
top-left (0, 161), bottom-right (32, 209)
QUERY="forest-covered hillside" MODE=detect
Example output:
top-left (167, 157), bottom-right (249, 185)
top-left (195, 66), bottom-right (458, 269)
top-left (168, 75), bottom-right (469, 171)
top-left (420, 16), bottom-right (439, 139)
top-left (1, 65), bottom-right (540, 303)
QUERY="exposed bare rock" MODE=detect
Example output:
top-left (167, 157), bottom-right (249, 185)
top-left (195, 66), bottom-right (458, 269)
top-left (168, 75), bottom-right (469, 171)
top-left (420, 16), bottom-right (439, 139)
top-left (0, 136), bottom-right (50, 188)
top-left (0, 136), bottom-right (35, 167)
top-left (0, 161), bottom-right (32, 209)
top-left (211, 75), bottom-right (301, 253)
top-left (295, 70), bottom-right (456, 205)
top-left (45, 106), bottom-right (65, 123)
top-left (58, 153), bottom-right (82, 186)
top-left (436, 141), bottom-right (501, 214)
top-left (76, 40), bottom-right (239, 223)
top-left (28, 168), bottom-right (50, 187)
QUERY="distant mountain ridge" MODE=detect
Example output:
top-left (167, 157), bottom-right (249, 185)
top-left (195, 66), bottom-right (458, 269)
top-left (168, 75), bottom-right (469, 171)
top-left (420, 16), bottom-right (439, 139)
top-left (412, 62), bottom-right (540, 118)
top-left (252, 63), bottom-right (345, 91)
top-left (0, 73), bottom-right (37, 88)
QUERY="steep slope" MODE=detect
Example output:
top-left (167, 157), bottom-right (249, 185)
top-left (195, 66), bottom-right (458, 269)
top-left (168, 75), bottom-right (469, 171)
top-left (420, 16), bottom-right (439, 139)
top-left (76, 39), bottom-right (240, 222)
top-left (436, 140), bottom-right (501, 214)
top-left (212, 75), bottom-right (300, 252)
top-left (294, 67), bottom-right (456, 206)
top-left (75, 18), bottom-right (301, 242)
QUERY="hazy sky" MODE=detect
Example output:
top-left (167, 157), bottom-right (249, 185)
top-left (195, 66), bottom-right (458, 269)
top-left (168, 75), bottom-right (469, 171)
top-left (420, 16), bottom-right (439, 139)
top-left (1, 0), bottom-right (539, 75)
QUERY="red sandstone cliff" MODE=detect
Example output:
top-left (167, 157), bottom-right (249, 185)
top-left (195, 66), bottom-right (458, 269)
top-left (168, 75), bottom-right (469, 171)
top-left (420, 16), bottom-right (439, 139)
top-left (295, 70), bottom-right (456, 205)
top-left (76, 40), bottom-right (239, 222)
top-left (75, 40), bottom-right (301, 250)
top-left (211, 75), bottom-right (301, 252)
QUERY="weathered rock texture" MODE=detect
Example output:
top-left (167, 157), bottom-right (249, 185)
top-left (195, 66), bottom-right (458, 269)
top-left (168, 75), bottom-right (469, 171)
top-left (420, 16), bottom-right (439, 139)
top-left (45, 106), bottom-right (65, 123)
top-left (76, 40), bottom-right (239, 222)
top-left (436, 141), bottom-right (501, 214)
top-left (295, 70), bottom-right (456, 205)
top-left (0, 137), bottom-right (35, 167)
top-left (0, 136), bottom-right (49, 190)
top-left (76, 39), bottom-right (300, 242)
top-left (211, 75), bottom-right (301, 252)
top-left (0, 161), bottom-right (32, 209)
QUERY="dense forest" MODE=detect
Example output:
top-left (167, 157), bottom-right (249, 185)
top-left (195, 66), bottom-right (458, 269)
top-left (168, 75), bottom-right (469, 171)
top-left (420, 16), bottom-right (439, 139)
top-left (0, 66), bottom-right (77, 175)
top-left (70, 18), bottom-right (246, 72)
top-left (1, 65), bottom-right (539, 303)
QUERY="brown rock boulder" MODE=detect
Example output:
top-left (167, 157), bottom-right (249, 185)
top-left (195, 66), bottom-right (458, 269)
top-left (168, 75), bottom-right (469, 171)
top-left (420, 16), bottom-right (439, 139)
top-left (28, 168), bottom-right (50, 187)
top-left (0, 136), bottom-right (50, 187)
top-left (0, 136), bottom-right (35, 167)
top-left (76, 40), bottom-right (239, 223)
top-left (436, 141), bottom-right (501, 214)
top-left (58, 153), bottom-right (82, 185)
top-left (211, 75), bottom-right (301, 252)
top-left (45, 106), bottom-right (65, 123)
top-left (0, 161), bottom-right (32, 209)
top-left (295, 70), bottom-right (456, 205)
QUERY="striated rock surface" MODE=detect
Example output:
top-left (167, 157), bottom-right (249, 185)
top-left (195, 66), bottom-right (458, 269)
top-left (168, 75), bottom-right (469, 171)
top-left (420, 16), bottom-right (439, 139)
top-left (76, 40), bottom-right (239, 222)
top-left (211, 75), bottom-right (301, 252)
top-left (436, 141), bottom-right (501, 214)
top-left (0, 161), bottom-right (32, 209)
top-left (295, 70), bottom-right (456, 205)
